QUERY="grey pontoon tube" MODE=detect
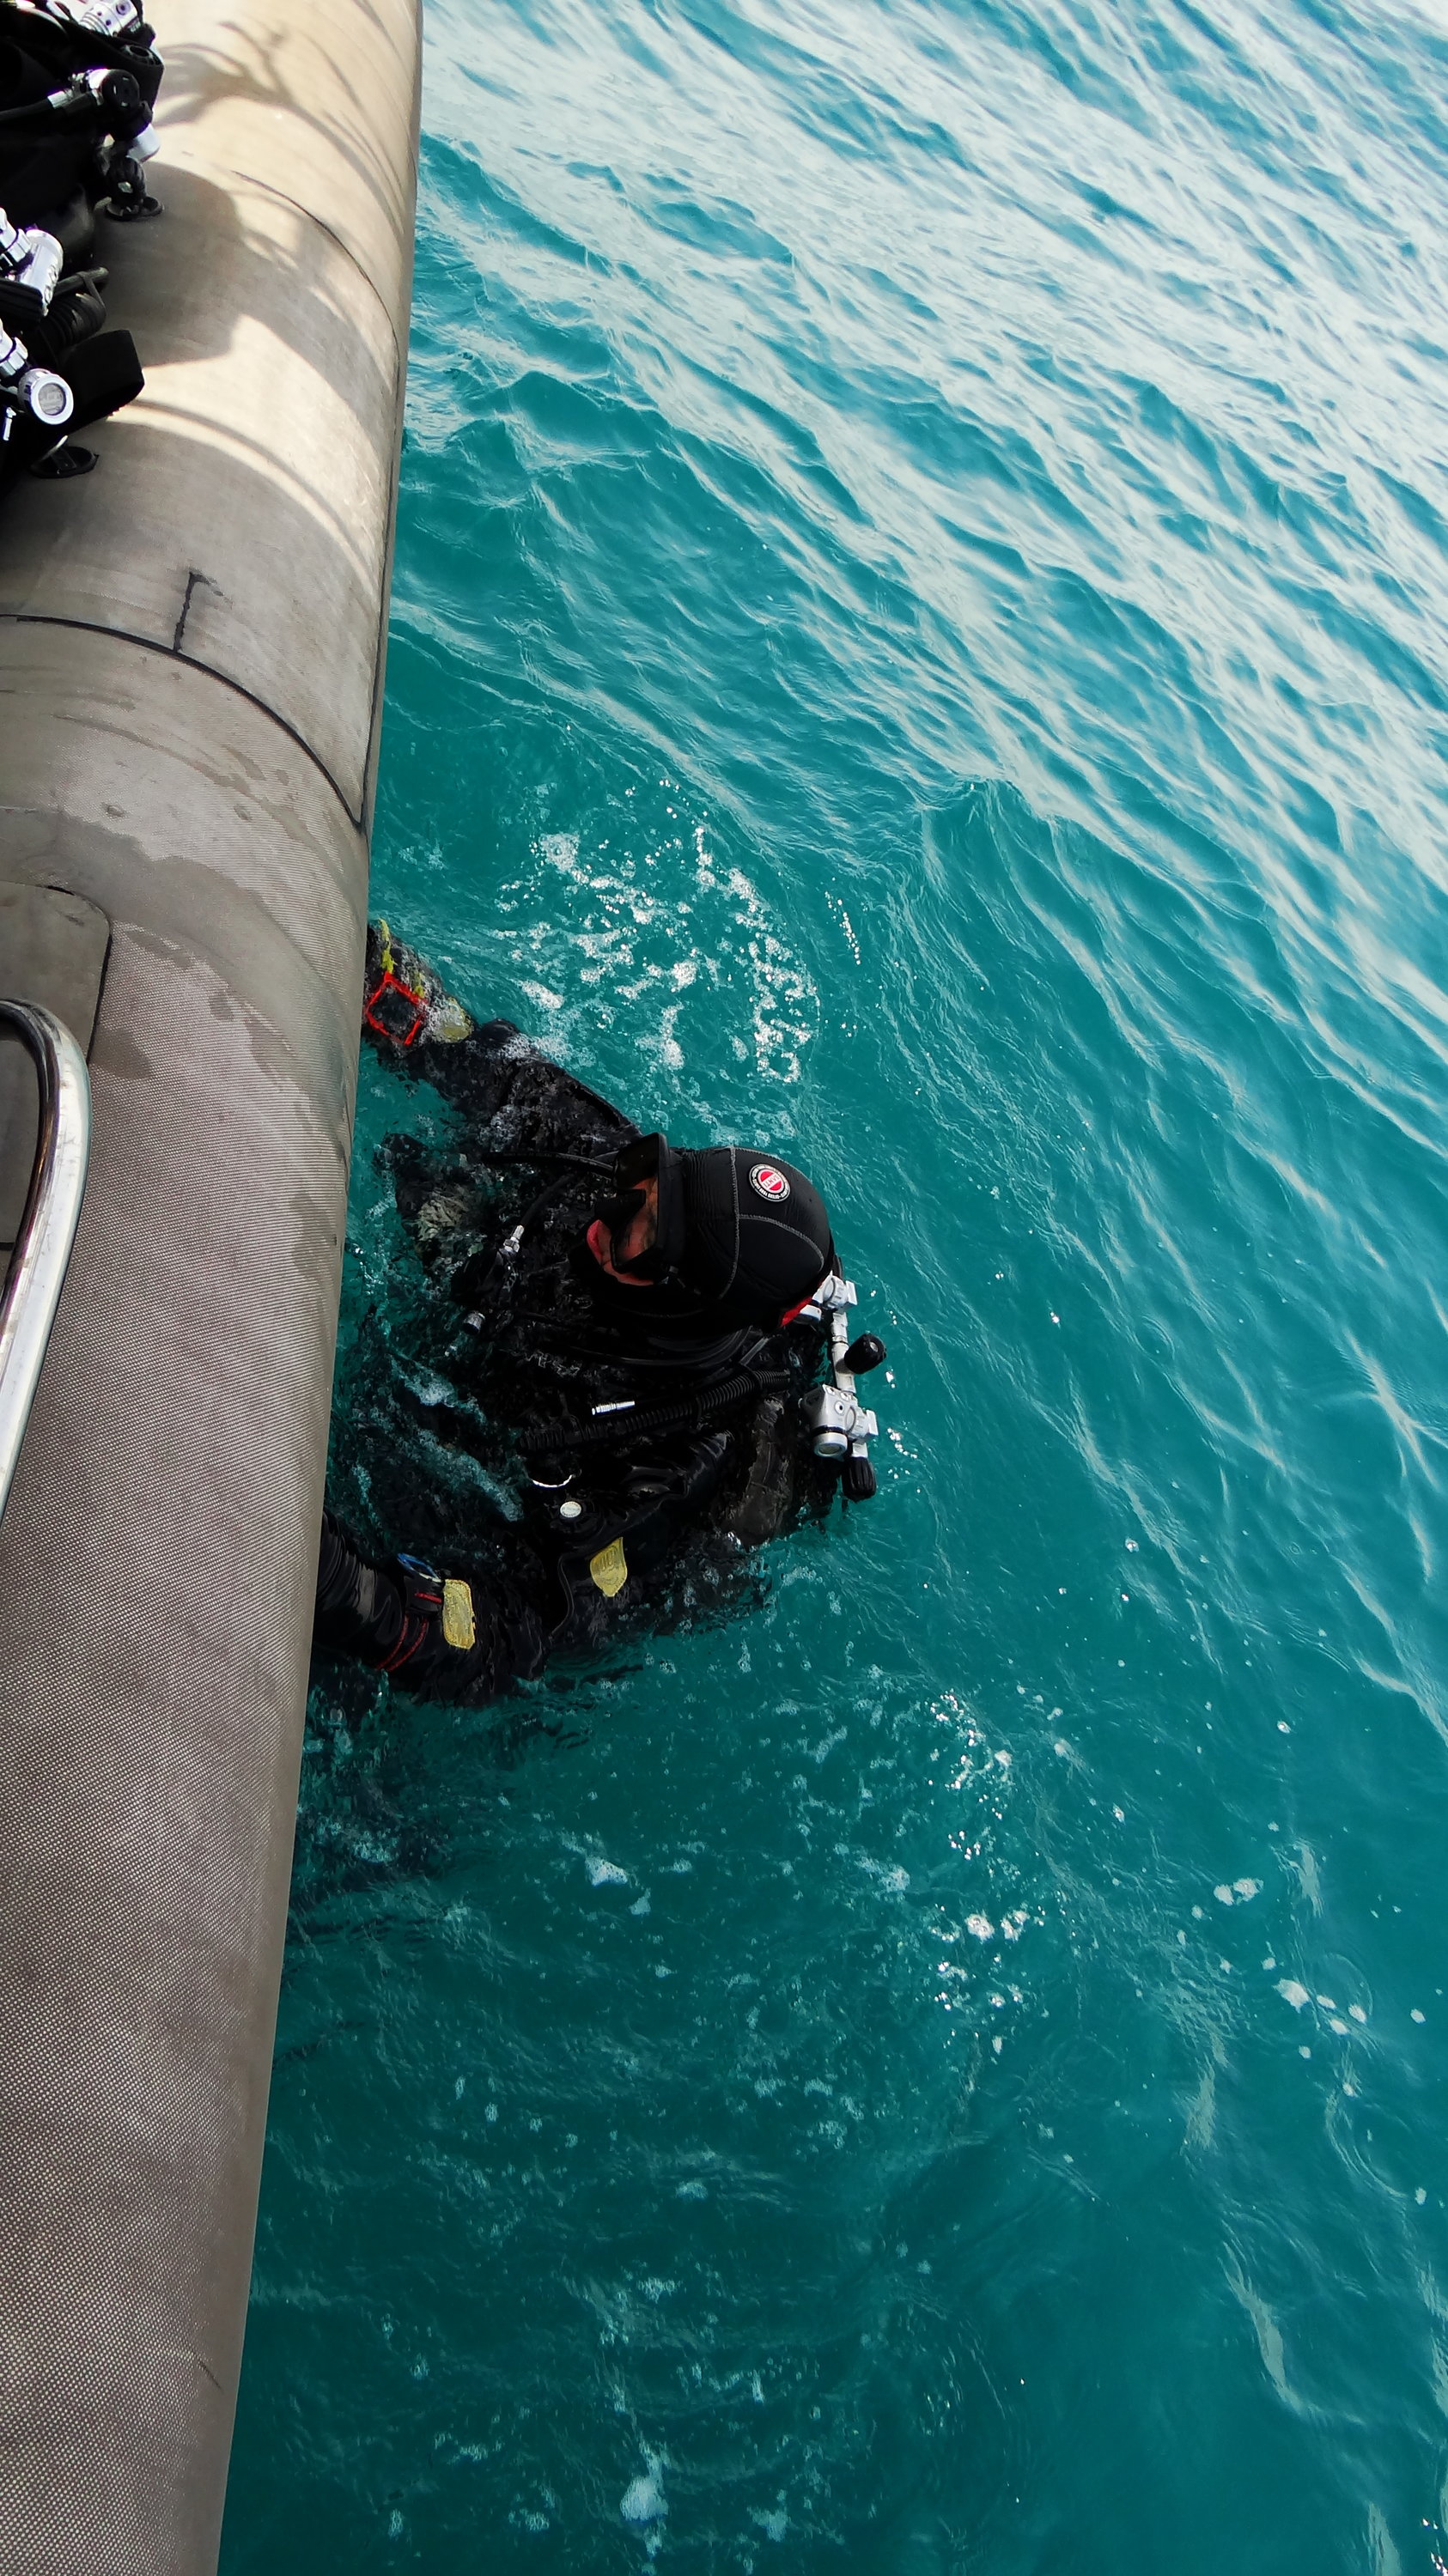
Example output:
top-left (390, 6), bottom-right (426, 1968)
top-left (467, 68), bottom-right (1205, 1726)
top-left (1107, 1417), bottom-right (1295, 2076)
top-left (0, 999), bottom-right (91, 1525)
top-left (0, 0), bottom-right (422, 2562)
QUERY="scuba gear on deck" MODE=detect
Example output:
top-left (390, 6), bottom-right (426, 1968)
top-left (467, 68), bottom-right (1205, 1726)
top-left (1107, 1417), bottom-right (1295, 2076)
top-left (27, 429), bottom-right (89, 470)
top-left (2, 0), bottom-right (161, 108)
top-left (0, 197), bottom-right (83, 417)
top-left (0, 317), bottom-right (70, 424)
top-left (0, 0), bottom-right (162, 225)
top-left (0, 309), bottom-right (139, 483)
top-left (0, 0), bottom-right (159, 497)
top-left (0, 13), bottom-right (149, 489)
top-left (0, 200), bottom-right (58, 325)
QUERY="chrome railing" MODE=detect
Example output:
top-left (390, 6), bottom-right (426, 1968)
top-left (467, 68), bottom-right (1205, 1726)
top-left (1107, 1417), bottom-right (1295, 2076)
top-left (0, 1000), bottom-right (91, 1526)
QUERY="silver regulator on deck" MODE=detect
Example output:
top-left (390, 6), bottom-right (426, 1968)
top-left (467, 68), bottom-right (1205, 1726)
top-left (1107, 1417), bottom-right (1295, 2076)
top-left (9, 0), bottom-right (162, 149)
top-left (798, 1273), bottom-right (886, 1502)
top-left (11, 63), bottom-right (161, 162)
top-left (0, 211), bottom-right (72, 442)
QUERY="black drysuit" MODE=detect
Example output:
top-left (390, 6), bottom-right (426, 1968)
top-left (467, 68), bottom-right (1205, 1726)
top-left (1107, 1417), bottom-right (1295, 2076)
top-left (314, 1010), bottom-right (837, 1704)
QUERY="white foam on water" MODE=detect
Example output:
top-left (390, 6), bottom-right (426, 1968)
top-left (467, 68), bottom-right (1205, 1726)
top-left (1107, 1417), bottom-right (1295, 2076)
top-left (588, 1858), bottom-right (629, 1886)
top-left (1277, 1979), bottom-right (1311, 2010)
top-left (621, 2471), bottom-right (666, 2526)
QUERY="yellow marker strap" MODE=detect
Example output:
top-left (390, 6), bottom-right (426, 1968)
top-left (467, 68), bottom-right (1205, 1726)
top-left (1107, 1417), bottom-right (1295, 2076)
top-left (441, 1577), bottom-right (477, 1649)
top-left (589, 1538), bottom-right (629, 1599)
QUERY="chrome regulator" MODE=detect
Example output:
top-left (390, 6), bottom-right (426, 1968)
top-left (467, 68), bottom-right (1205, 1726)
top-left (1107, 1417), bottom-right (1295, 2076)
top-left (0, 212), bottom-right (72, 441)
top-left (798, 1273), bottom-right (886, 1500)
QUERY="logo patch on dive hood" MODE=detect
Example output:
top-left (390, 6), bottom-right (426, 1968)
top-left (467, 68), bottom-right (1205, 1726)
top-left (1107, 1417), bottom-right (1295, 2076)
top-left (749, 1163), bottom-right (791, 1201)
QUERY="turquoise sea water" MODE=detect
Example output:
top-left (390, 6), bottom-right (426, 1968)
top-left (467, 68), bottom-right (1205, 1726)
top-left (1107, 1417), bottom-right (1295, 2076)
top-left (222, 0), bottom-right (1448, 2564)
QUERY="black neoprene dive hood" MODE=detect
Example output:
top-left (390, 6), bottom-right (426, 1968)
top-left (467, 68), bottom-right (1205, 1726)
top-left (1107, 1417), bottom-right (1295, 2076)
top-left (597, 1133), bottom-right (835, 1327)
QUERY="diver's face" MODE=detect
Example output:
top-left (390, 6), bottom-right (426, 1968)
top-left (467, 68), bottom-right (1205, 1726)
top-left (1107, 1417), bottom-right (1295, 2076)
top-left (587, 1174), bottom-right (659, 1285)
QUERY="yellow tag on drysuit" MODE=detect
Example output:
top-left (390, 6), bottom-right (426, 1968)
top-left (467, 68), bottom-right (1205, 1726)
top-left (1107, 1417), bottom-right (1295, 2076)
top-left (589, 1539), bottom-right (629, 1599)
top-left (441, 1577), bottom-right (477, 1649)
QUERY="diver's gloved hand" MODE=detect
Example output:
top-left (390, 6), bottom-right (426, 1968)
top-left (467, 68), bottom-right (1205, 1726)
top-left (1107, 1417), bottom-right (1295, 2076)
top-left (362, 920), bottom-right (477, 1053)
top-left (379, 1555), bottom-right (546, 1705)
top-left (313, 1514), bottom-right (545, 1704)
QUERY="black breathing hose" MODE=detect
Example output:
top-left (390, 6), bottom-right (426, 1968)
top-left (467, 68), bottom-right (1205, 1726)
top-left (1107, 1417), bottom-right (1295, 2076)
top-left (517, 1367), bottom-right (791, 1456)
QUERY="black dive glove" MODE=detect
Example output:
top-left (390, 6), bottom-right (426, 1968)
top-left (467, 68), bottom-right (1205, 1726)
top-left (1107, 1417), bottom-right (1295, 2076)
top-left (380, 1555), bottom-right (546, 1704)
top-left (314, 1513), bottom-right (545, 1704)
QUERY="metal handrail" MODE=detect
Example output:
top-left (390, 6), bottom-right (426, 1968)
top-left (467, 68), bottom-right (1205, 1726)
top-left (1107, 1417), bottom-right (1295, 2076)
top-left (0, 1000), bottom-right (91, 1527)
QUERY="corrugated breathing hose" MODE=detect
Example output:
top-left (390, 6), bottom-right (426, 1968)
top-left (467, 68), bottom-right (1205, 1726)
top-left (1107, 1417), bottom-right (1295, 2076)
top-left (517, 1366), bottom-right (792, 1455)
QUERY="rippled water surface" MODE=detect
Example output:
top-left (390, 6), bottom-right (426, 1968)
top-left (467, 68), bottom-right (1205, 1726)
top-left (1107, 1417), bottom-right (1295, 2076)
top-left (222, 0), bottom-right (1448, 2564)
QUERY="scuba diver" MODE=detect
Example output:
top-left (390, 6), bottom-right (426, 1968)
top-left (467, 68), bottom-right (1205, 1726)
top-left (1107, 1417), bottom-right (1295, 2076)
top-left (314, 924), bottom-right (886, 1706)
